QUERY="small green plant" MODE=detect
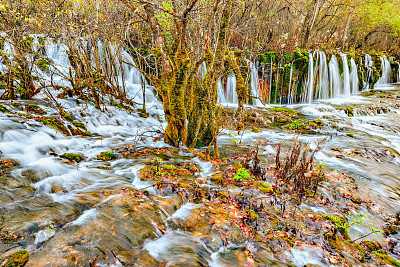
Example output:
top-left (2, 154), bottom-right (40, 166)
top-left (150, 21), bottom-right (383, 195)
top-left (229, 133), bottom-right (239, 143)
top-left (111, 102), bottom-right (123, 108)
top-left (151, 157), bottom-right (164, 164)
top-left (97, 151), bottom-right (115, 161)
top-left (233, 168), bottom-right (251, 180)
top-left (324, 213), bottom-right (384, 241)
top-left (258, 182), bottom-right (273, 193)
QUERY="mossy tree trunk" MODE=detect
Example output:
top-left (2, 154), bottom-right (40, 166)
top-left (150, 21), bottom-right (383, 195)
top-left (125, 0), bottom-right (233, 155)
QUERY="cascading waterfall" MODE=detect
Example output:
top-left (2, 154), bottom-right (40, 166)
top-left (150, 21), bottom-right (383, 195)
top-left (304, 52), bottom-right (315, 104)
top-left (341, 54), bottom-right (351, 97)
top-left (0, 35), bottom-right (158, 104)
top-left (329, 55), bottom-right (341, 97)
top-left (397, 62), bottom-right (400, 83)
top-left (3, 36), bottom-right (397, 107)
top-left (364, 54), bottom-right (374, 90)
top-left (223, 74), bottom-right (237, 104)
top-left (317, 51), bottom-right (329, 100)
top-left (350, 58), bottom-right (359, 94)
top-left (249, 61), bottom-right (262, 106)
top-left (376, 56), bottom-right (392, 86)
top-left (288, 62), bottom-right (294, 104)
top-left (301, 51), bottom-right (358, 103)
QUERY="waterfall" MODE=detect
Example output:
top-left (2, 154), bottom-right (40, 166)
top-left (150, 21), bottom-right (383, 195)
top-left (397, 62), bottom-right (400, 83)
top-left (317, 51), bottom-right (329, 100)
top-left (329, 55), bottom-right (341, 98)
top-left (222, 74), bottom-right (237, 104)
top-left (288, 62), bottom-right (294, 104)
top-left (0, 35), bottom-right (158, 104)
top-left (341, 54), bottom-right (351, 97)
top-left (305, 52), bottom-right (314, 103)
top-left (350, 58), bottom-right (359, 94)
top-left (376, 56), bottom-right (392, 86)
top-left (364, 54), bottom-right (373, 90)
top-left (269, 57), bottom-right (273, 104)
top-left (249, 61), bottom-right (262, 106)
top-left (217, 80), bottom-right (227, 104)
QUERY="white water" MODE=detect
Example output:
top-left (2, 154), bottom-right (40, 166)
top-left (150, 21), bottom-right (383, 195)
top-left (350, 58), bottom-right (359, 94)
top-left (0, 35), bottom-right (159, 105)
top-left (341, 53), bottom-right (351, 97)
top-left (249, 61), bottom-right (262, 106)
top-left (397, 62), bottom-right (400, 83)
top-left (376, 56), bottom-right (392, 87)
top-left (317, 51), bottom-right (329, 100)
top-left (364, 54), bottom-right (374, 90)
top-left (288, 62), bottom-right (294, 104)
top-left (301, 52), bottom-right (358, 103)
top-left (329, 55), bottom-right (341, 97)
top-left (305, 52), bottom-right (315, 104)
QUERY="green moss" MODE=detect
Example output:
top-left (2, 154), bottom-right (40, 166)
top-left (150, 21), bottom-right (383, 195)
top-left (60, 153), bottom-right (84, 163)
top-left (25, 104), bottom-right (46, 115)
top-left (252, 127), bottom-right (260, 133)
top-left (324, 232), bottom-right (341, 249)
top-left (346, 133), bottom-right (355, 138)
top-left (372, 251), bottom-right (400, 267)
top-left (323, 214), bottom-right (350, 240)
top-left (269, 106), bottom-right (300, 115)
top-left (257, 182), bottom-right (273, 193)
top-left (61, 112), bottom-right (73, 122)
top-left (97, 151), bottom-right (115, 161)
top-left (71, 121), bottom-right (87, 131)
top-left (159, 165), bottom-right (177, 171)
top-left (40, 117), bottom-right (69, 135)
top-left (5, 250), bottom-right (29, 267)
top-left (344, 240), bottom-right (365, 261)
top-left (246, 208), bottom-right (258, 222)
top-left (0, 104), bottom-right (9, 113)
top-left (233, 168), bottom-right (251, 180)
top-left (361, 240), bottom-right (382, 252)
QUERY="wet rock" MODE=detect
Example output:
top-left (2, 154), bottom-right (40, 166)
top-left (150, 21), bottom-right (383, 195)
top-left (27, 190), bottom-right (164, 266)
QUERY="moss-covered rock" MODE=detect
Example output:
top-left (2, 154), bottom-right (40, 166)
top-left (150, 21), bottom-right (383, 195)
top-left (61, 111), bottom-right (73, 122)
top-left (372, 251), bottom-right (400, 267)
top-left (60, 153), bottom-right (84, 163)
top-left (40, 117), bottom-right (69, 135)
top-left (25, 104), bottom-right (46, 115)
top-left (360, 240), bottom-right (382, 252)
top-left (97, 151), bottom-right (115, 161)
top-left (71, 121), bottom-right (87, 131)
top-left (4, 250), bottom-right (29, 267)
top-left (0, 104), bottom-right (9, 113)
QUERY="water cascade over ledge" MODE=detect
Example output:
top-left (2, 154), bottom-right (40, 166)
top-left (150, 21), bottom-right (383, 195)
top-left (217, 51), bottom-right (397, 106)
